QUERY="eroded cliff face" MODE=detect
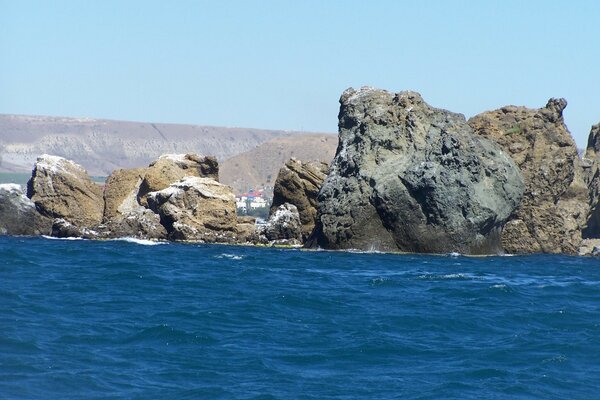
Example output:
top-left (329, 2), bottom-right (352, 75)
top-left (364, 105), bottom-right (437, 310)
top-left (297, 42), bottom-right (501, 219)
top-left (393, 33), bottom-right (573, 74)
top-left (307, 87), bottom-right (524, 255)
top-left (583, 123), bottom-right (600, 238)
top-left (468, 99), bottom-right (589, 254)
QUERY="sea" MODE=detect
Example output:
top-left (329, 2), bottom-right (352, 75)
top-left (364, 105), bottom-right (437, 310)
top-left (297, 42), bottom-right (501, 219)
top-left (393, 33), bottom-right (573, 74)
top-left (1, 236), bottom-right (599, 399)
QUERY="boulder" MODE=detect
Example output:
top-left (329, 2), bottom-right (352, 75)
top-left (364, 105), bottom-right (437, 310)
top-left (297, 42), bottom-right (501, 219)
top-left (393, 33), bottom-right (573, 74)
top-left (147, 176), bottom-right (237, 242)
top-left (263, 203), bottom-right (302, 244)
top-left (103, 168), bottom-right (146, 222)
top-left (307, 87), bottom-right (524, 254)
top-left (270, 158), bottom-right (328, 240)
top-left (0, 184), bottom-right (52, 236)
top-left (138, 154), bottom-right (219, 206)
top-left (27, 154), bottom-right (104, 227)
top-left (583, 123), bottom-right (600, 238)
top-left (468, 99), bottom-right (589, 254)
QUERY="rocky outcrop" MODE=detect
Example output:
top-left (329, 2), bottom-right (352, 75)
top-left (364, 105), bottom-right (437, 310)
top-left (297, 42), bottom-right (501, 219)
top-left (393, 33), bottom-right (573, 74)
top-left (27, 154), bottom-right (104, 227)
top-left (103, 168), bottom-right (146, 222)
top-left (468, 99), bottom-right (588, 254)
top-left (583, 123), bottom-right (600, 238)
top-left (138, 154), bottom-right (219, 206)
top-left (307, 87), bottom-right (524, 254)
top-left (270, 158), bottom-right (328, 240)
top-left (263, 203), bottom-right (302, 244)
top-left (147, 176), bottom-right (238, 242)
top-left (0, 184), bottom-right (52, 235)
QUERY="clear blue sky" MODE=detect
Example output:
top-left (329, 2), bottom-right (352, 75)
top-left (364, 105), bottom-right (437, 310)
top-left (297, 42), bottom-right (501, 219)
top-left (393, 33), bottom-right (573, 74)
top-left (1, 0), bottom-right (598, 147)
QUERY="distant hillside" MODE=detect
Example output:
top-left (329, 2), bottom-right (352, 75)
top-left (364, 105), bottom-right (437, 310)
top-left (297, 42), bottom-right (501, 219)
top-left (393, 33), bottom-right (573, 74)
top-left (220, 134), bottom-right (337, 195)
top-left (0, 114), bottom-right (328, 175)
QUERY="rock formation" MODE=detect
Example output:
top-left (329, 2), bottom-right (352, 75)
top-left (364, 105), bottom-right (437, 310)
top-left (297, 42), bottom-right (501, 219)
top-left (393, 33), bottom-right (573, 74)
top-left (147, 176), bottom-right (238, 241)
top-left (583, 123), bottom-right (600, 238)
top-left (307, 87), bottom-right (524, 254)
top-left (138, 154), bottom-right (219, 206)
top-left (468, 99), bottom-right (589, 254)
top-left (0, 184), bottom-right (52, 236)
top-left (270, 158), bottom-right (328, 240)
top-left (27, 154), bottom-right (104, 227)
top-left (263, 203), bottom-right (303, 244)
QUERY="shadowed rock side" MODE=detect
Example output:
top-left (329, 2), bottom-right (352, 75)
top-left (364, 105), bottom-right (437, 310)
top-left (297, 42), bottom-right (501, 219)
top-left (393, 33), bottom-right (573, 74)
top-left (468, 99), bottom-right (589, 254)
top-left (0, 184), bottom-right (52, 235)
top-left (270, 159), bottom-right (328, 240)
top-left (583, 123), bottom-right (600, 238)
top-left (27, 154), bottom-right (104, 227)
top-left (307, 87), bottom-right (524, 255)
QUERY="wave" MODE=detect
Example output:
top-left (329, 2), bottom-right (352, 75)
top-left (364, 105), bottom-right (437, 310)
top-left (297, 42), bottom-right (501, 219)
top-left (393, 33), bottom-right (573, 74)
top-left (111, 237), bottom-right (166, 246)
top-left (41, 235), bottom-right (84, 241)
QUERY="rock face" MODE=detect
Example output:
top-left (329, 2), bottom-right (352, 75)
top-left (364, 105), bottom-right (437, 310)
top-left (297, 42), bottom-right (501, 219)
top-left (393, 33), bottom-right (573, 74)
top-left (307, 87), bottom-right (524, 254)
top-left (270, 158), bottom-right (328, 240)
top-left (27, 154), bottom-right (104, 227)
top-left (468, 99), bottom-right (588, 254)
top-left (103, 168), bottom-right (146, 222)
top-left (263, 203), bottom-right (302, 244)
top-left (147, 176), bottom-right (238, 241)
top-left (0, 184), bottom-right (52, 235)
top-left (138, 154), bottom-right (219, 206)
top-left (583, 123), bottom-right (600, 238)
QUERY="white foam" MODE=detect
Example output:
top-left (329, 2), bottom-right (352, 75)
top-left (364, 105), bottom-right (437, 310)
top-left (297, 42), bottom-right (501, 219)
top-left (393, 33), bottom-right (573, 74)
top-left (113, 237), bottom-right (166, 246)
top-left (41, 235), bottom-right (84, 241)
top-left (216, 253), bottom-right (244, 260)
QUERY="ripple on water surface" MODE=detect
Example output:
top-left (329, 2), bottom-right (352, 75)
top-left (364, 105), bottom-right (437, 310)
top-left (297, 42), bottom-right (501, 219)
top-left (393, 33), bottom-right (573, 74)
top-left (1, 236), bottom-right (600, 399)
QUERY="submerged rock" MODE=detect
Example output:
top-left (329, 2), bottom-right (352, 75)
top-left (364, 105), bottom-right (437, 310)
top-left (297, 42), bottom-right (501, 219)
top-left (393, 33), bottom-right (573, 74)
top-left (270, 158), bottom-right (328, 241)
top-left (263, 203), bottom-right (302, 244)
top-left (469, 99), bottom-right (588, 254)
top-left (0, 184), bottom-right (52, 236)
top-left (307, 87), bottom-right (524, 254)
top-left (27, 154), bottom-right (104, 228)
top-left (147, 176), bottom-right (238, 242)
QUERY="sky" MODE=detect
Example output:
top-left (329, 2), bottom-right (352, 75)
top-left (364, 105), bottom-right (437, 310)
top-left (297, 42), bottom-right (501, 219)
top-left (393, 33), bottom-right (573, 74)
top-left (0, 0), bottom-right (598, 147)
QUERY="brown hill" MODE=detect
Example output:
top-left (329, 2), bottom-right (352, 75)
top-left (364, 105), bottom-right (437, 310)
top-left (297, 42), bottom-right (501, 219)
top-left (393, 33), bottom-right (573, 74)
top-left (220, 134), bottom-right (337, 195)
top-left (0, 114), bottom-right (325, 176)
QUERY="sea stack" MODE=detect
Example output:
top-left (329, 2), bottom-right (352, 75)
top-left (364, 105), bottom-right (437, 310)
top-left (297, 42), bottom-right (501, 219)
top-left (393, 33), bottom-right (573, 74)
top-left (307, 87), bottom-right (524, 255)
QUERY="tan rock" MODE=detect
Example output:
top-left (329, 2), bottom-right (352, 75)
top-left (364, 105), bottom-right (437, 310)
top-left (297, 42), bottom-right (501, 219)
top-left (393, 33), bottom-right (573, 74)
top-left (468, 99), bottom-right (589, 254)
top-left (138, 154), bottom-right (219, 206)
top-left (146, 176), bottom-right (237, 242)
top-left (270, 158), bottom-right (328, 240)
top-left (583, 123), bottom-right (600, 237)
top-left (103, 168), bottom-right (146, 222)
top-left (27, 154), bottom-right (104, 227)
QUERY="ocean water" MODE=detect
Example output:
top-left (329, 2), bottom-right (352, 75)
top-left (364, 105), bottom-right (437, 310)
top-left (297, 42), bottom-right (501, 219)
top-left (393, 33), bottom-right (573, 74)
top-left (1, 236), bottom-right (599, 399)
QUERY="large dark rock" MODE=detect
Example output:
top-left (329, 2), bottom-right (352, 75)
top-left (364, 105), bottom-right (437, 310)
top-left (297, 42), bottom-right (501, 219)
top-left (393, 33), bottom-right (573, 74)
top-left (0, 184), bottom-right (52, 236)
top-left (307, 87), bottom-right (524, 254)
top-left (270, 158), bottom-right (328, 240)
top-left (469, 99), bottom-right (589, 254)
top-left (583, 123), bottom-right (600, 238)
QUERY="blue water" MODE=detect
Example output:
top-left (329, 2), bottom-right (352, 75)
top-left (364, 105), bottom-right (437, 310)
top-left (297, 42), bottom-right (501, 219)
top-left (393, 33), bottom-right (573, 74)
top-left (1, 237), bottom-right (600, 399)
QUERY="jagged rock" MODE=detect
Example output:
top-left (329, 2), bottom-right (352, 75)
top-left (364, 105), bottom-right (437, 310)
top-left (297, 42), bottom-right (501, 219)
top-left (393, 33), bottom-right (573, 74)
top-left (469, 99), bottom-right (588, 254)
top-left (578, 238), bottom-right (600, 257)
top-left (27, 154), bottom-right (104, 227)
top-left (307, 87), bottom-right (524, 254)
top-left (270, 158), bottom-right (328, 240)
top-left (102, 210), bottom-right (167, 240)
top-left (263, 203), bottom-right (302, 244)
top-left (583, 123), bottom-right (600, 238)
top-left (51, 218), bottom-right (100, 239)
top-left (0, 184), bottom-right (52, 235)
top-left (138, 154), bottom-right (219, 206)
top-left (235, 216), bottom-right (261, 243)
top-left (103, 168), bottom-right (146, 222)
top-left (147, 176), bottom-right (237, 242)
